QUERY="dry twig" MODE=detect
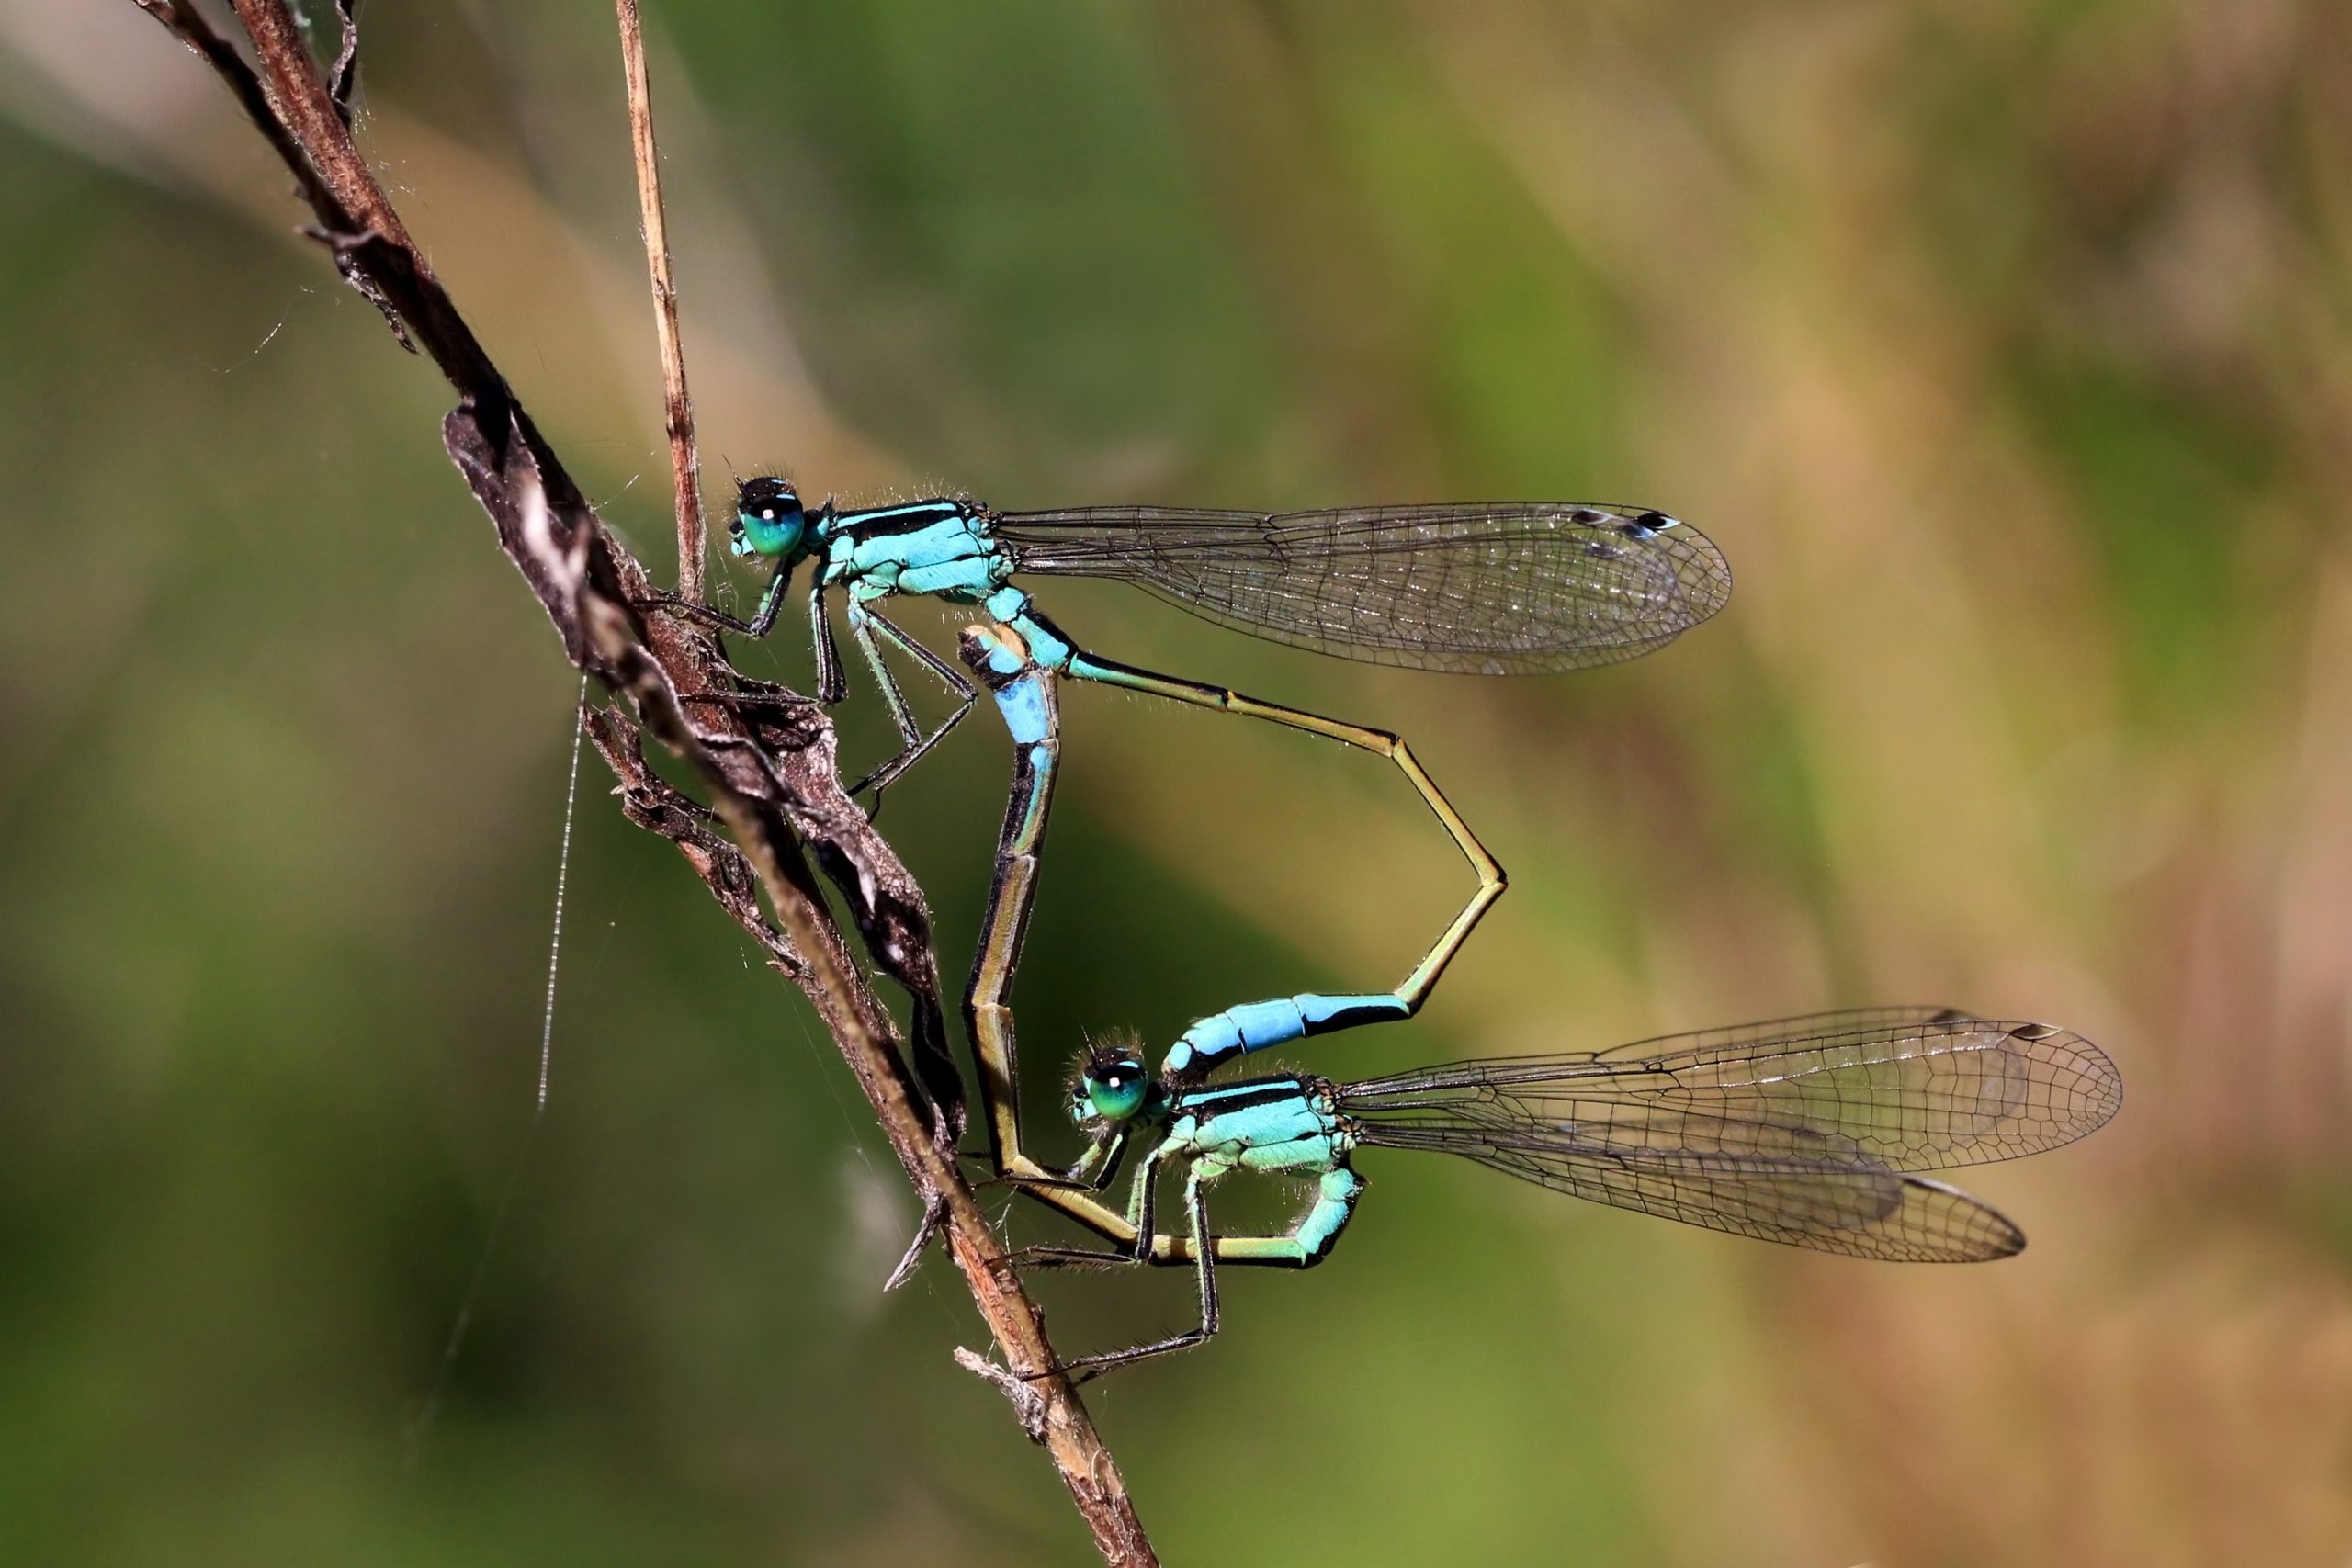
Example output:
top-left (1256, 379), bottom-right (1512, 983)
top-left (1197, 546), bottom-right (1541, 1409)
top-left (613, 0), bottom-right (708, 604)
top-left (130, 3), bottom-right (1158, 1561)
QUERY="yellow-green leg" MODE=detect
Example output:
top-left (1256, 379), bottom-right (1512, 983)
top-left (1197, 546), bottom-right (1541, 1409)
top-left (1059, 644), bottom-right (1507, 1016)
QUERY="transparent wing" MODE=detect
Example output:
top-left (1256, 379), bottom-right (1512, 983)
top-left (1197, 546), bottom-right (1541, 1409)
top-left (989, 502), bottom-right (1731, 674)
top-left (1340, 1010), bottom-right (2120, 1262)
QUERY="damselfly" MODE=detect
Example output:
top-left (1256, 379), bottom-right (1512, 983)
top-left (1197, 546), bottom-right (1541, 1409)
top-left (1025, 1008), bottom-right (2120, 1379)
top-left (665, 481), bottom-right (1731, 1190)
top-left (951, 625), bottom-right (2122, 1363)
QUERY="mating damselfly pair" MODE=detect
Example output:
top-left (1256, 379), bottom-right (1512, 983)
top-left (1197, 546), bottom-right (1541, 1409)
top-left (660, 478), bottom-right (2120, 1378)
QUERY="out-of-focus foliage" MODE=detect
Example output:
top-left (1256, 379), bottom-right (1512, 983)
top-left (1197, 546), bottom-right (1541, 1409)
top-left (3, 1), bottom-right (2347, 1562)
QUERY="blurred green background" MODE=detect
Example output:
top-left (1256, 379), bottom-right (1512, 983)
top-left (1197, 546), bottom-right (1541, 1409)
top-left (5, 1), bottom-right (2348, 1562)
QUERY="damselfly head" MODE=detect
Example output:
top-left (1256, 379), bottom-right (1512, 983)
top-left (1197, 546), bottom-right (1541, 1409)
top-left (733, 475), bottom-right (808, 561)
top-left (1067, 1029), bottom-right (1150, 1125)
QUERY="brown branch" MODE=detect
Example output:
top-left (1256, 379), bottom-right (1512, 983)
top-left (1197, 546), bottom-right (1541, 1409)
top-left (581, 703), bottom-right (806, 979)
top-left (613, 0), bottom-right (709, 604)
top-left (132, 3), bottom-right (1157, 1562)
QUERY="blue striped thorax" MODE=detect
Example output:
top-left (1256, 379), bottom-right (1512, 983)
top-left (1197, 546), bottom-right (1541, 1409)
top-left (789, 492), bottom-right (1016, 604)
top-left (1164, 1074), bottom-right (1356, 1178)
top-left (1069, 1036), bottom-right (1358, 1179)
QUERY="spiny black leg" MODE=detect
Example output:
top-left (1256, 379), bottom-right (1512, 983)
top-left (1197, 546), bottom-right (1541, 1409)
top-left (1125, 1153), bottom-right (1161, 1265)
top-left (680, 688), bottom-right (821, 712)
top-left (1010, 1243), bottom-right (1136, 1271)
top-left (639, 592), bottom-right (758, 635)
top-left (842, 606), bottom-right (924, 825)
top-left (809, 580), bottom-right (846, 704)
top-left (639, 558), bottom-right (791, 639)
top-left (1031, 1175), bottom-right (1220, 1383)
top-left (847, 609), bottom-right (979, 800)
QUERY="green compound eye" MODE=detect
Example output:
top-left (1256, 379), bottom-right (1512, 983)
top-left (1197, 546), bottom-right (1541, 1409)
top-left (733, 504), bottom-right (804, 559)
top-left (732, 476), bottom-right (806, 559)
top-left (1084, 1059), bottom-right (1148, 1122)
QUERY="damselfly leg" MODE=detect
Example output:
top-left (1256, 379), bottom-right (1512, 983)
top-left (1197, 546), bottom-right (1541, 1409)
top-left (1058, 641), bottom-right (1505, 1017)
top-left (649, 580), bottom-right (976, 809)
top-left (1042, 1167), bottom-right (1220, 1382)
top-left (842, 598), bottom-right (978, 803)
top-left (1023, 1157), bottom-right (1369, 1382)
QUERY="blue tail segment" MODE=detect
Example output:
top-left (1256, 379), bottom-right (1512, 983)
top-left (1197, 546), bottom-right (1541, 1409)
top-left (984, 659), bottom-right (1054, 746)
top-left (1162, 992), bottom-right (1410, 1079)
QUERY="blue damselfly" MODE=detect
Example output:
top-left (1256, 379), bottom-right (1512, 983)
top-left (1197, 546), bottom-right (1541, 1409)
top-left (661, 481), bottom-right (1731, 1188)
